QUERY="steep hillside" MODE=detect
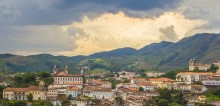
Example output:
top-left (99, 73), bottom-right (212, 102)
top-left (1, 33), bottom-right (220, 72)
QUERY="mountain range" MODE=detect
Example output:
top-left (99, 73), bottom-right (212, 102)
top-left (1, 33), bottom-right (220, 73)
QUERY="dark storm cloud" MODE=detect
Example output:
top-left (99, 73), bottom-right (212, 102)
top-left (0, 0), bottom-right (182, 25)
top-left (52, 0), bottom-right (182, 11)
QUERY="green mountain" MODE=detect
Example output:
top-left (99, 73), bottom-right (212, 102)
top-left (1, 33), bottom-right (220, 73)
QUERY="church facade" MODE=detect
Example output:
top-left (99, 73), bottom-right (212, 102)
top-left (51, 65), bottom-right (84, 88)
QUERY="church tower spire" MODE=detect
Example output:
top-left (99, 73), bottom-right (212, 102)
top-left (65, 65), bottom-right (69, 74)
top-left (53, 65), bottom-right (57, 74)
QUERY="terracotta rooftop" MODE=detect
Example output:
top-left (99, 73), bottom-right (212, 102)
top-left (91, 88), bottom-right (113, 92)
top-left (4, 87), bottom-right (27, 92)
top-left (148, 78), bottom-right (174, 82)
top-left (138, 82), bottom-right (155, 86)
top-left (67, 86), bottom-right (81, 91)
top-left (54, 71), bottom-right (83, 77)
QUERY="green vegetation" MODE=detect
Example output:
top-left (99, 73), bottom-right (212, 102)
top-left (27, 93), bottom-right (33, 102)
top-left (0, 85), bottom-right (5, 99)
top-left (107, 78), bottom-right (121, 89)
top-left (0, 99), bottom-right (27, 106)
top-left (0, 34), bottom-right (220, 73)
top-left (12, 71), bottom-right (53, 87)
top-left (0, 69), bottom-right (15, 76)
top-left (85, 68), bottom-right (110, 74)
top-left (62, 100), bottom-right (71, 106)
top-left (32, 101), bottom-right (53, 106)
top-left (204, 87), bottom-right (220, 101)
top-left (123, 79), bottom-right (130, 83)
top-left (139, 87), bottom-right (144, 91)
top-left (148, 88), bottom-right (186, 106)
top-left (161, 69), bottom-right (186, 80)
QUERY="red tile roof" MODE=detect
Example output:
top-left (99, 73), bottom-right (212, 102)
top-left (148, 78), bottom-right (174, 82)
top-left (4, 88), bottom-right (27, 92)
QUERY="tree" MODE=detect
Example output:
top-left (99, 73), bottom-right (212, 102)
top-left (168, 102), bottom-right (181, 106)
top-left (139, 87), bottom-right (144, 91)
top-left (32, 101), bottom-right (53, 106)
top-left (123, 79), bottom-right (130, 83)
top-left (157, 99), bottom-right (169, 106)
top-left (0, 98), bottom-right (10, 106)
top-left (62, 100), bottom-right (71, 106)
top-left (10, 101), bottom-right (26, 106)
top-left (0, 85), bottom-right (5, 99)
top-left (208, 64), bottom-right (219, 73)
top-left (27, 93), bottom-right (33, 102)
top-left (13, 76), bottom-right (23, 87)
top-left (67, 95), bottom-right (72, 100)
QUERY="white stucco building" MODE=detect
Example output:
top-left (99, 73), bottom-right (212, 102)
top-left (83, 86), bottom-right (114, 99)
top-left (176, 72), bottom-right (214, 83)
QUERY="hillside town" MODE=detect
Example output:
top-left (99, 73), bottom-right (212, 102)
top-left (1, 59), bottom-right (220, 106)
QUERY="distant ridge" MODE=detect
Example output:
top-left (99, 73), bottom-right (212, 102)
top-left (1, 33), bottom-right (220, 72)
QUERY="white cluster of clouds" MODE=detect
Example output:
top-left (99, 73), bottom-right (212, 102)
top-left (61, 12), bottom-right (205, 55)
top-left (0, 0), bottom-right (219, 56)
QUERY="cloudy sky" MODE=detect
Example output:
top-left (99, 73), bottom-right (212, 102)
top-left (0, 0), bottom-right (219, 56)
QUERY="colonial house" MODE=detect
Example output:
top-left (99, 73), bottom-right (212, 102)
top-left (188, 59), bottom-right (211, 71)
top-left (177, 83), bottom-right (191, 91)
top-left (197, 95), bottom-right (207, 103)
top-left (145, 72), bottom-right (165, 77)
top-left (3, 81), bottom-right (47, 100)
top-left (176, 72), bottom-right (214, 83)
top-left (3, 88), bottom-right (28, 100)
top-left (131, 78), bottom-right (147, 84)
top-left (116, 71), bottom-right (140, 80)
top-left (116, 83), bottom-right (138, 90)
top-left (66, 86), bottom-right (81, 98)
top-left (126, 96), bottom-right (147, 106)
top-left (202, 76), bottom-right (220, 86)
top-left (83, 86), bottom-right (114, 99)
top-left (147, 78), bottom-right (174, 88)
top-left (137, 82), bottom-right (157, 92)
top-left (191, 85), bottom-right (207, 94)
top-left (117, 86), bottom-right (159, 100)
top-left (86, 79), bottom-right (111, 88)
top-left (47, 87), bottom-right (59, 99)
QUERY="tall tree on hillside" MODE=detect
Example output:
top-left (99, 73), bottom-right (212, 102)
top-left (27, 93), bottom-right (33, 102)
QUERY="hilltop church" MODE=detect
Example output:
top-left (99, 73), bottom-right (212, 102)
top-left (49, 65), bottom-right (84, 88)
top-left (188, 59), bottom-right (211, 71)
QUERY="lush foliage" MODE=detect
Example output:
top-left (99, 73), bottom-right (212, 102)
top-left (139, 87), bottom-right (144, 91)
top-left (0, 85), bottom-right (5, 99)
top-left (12, 71), bottom-right (53, 87)
top-left (0, 99), bottom-right (26, 106)
top-left (107, 78), bottom-right (121, 89)
top-left (27, 93), bottom-right (33, 102)
top-left (62, 100), bottom-right (71, 106)
top-left (148, 88), bottom-right (186, 106)
top-left (204, 87), bottom-right (220, 101)
top-left (32, 101), bottom-right (53, 106)
top-left (161, 69), bottom-right (187, 79)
